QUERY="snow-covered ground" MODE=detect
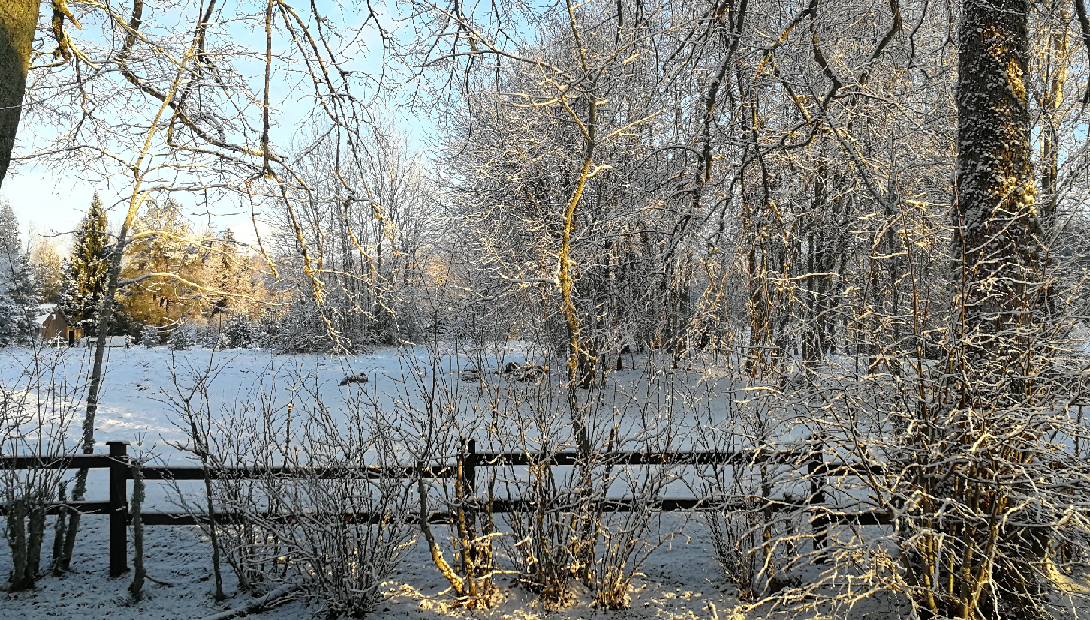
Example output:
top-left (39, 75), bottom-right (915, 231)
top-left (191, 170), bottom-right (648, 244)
top-left (0, 512), bottom-right (919, 620)
top-left (0, 345), bottom-right (462, 453)
top-left (0, 345), bottom-right (976, 619)
top-left (0, 346), bottom-right (746, 619)
top-left (0, 514), bottom-right (756, 620)
top-left (0, 344), bottom-right (782, 512)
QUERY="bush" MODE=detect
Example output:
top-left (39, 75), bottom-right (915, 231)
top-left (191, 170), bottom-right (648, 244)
top-left (169, 321), bottom-right (197, 350)
top-left (223, 312), bottom-right (256, 349)
top-left (140, 324), bottom-right (160, 348)
top-left (211, 332), bottom-right (230, 351)
top-left (255, 309), bottom-right (280, 349)
top-left (1, 344), bottom-right (84, 589)
top-left (165, 361), bottom-right (416, 616)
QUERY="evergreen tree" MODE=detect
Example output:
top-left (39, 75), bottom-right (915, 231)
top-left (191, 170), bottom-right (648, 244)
top-left (29, 238), bottom-right (62, 303)
top-left (0, 201), bottom-right (37, 344)
top-left (256, 308), bottom-right (281, 349)
top-left (5, 255), bottom-right (36, 343)
top-left (63, 193), bottom-right (111, 334)
top-left (223, 312), bottom-right (256, 349)
top-left (118, 199), bottom-right (205, 328)
top-left (168, 320), bottom-right (196, 350)
top-left (139, 324), bottom-right (160, 348)
top-left (0, 200), bottom-right (19, 255)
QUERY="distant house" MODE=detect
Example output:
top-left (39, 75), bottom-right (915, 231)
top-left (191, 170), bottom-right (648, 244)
top-left (36, 305), bottom-right (82, 346)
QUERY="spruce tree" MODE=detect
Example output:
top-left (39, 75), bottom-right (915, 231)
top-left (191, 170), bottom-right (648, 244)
top-left (0, 200), bottom-right (19, 254)
top-left (168, 320), bottom-right (196, 350)
top-left (64, 194), bottom-right (111, 335)
top-left (139, 324), bottom-right (159, 348)
top-left (223, 312), bottom-right (255, 349)
top-left (0, 201), bottom-right (37, 344)
top-left (4, 254), bottom-right (37, 344)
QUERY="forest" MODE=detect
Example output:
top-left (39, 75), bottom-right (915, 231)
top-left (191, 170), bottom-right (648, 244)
top-left (0, 0), bottom-right (1089, 618)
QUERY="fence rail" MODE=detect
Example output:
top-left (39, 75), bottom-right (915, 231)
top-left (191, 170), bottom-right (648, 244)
top-left (1, 439), bottom-right (875, 578)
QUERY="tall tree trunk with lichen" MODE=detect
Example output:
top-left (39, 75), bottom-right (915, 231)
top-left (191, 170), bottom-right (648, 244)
top-left (0, 0), bottom-right (38, 188)
top-left (955, 0), bottom-right (1040, 339)
top-left (901, 0), bottom-right (1047, 616)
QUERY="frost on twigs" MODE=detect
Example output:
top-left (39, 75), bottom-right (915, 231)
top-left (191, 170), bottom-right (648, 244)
top-left (0, 344), bottom-right (86, 589)
top-left (164, 358), bottom-right (415, 617)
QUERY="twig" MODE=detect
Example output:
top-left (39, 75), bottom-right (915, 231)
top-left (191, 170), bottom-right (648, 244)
top-left (195, 584), bottom-right (301, 620)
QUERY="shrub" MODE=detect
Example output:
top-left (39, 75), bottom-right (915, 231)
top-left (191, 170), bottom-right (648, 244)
top-left (140, 324), bottom-right (160, 347)
top-left (0, 345), bottom-right (84, 589)
top-left (169, 321), bottom-right (197, 350)
top-left (223, 312), bottom-right (256, 349)
top-left (165, 361), bottom-right (416, 616)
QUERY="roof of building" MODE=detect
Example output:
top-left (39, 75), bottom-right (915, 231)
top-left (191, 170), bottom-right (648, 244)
top-left (35, 304), bottom-right (62, 327)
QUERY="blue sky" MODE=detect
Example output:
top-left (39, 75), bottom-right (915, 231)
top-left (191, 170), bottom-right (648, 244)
top-left (0, 0), bottom-right (425, 252)
top-left (1, 163), bottom-right (96, 249)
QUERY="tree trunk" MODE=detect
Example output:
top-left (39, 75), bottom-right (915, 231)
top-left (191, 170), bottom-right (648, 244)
top-left (1039, 2), bottom-right (1068, 231)
top-left (0, 0), bottom-right (38, 187)
top-left (905, 1), bottom-right (1046, 617)
top-left (955, 0), bottom-right (1039, 339)
top-left (62, 197), bottom-right (145, 570)
top-left (128, 464), bottom-right (146, 601)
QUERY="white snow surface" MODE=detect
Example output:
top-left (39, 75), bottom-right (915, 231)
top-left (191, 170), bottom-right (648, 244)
top-left (0, 346), bottom-right (745, 619)
top-left (0, 514), bottom-right (798, 620)
top-left (0, 345), bottom-right (779, 513)
top-left (0, 346), bottom-right (997, 619)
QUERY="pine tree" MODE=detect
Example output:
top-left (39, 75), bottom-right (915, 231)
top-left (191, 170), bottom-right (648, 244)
top-left (4, 254), bottom-right (37, 344)
top-left (118, 199), bottom-right (205, 328)
top-left (223, 312), bottom-right (255, 349)
top-left (257, 308), bottom-right (280, 349)
top-left (0, 200), bottom-right (19, 255)
top-left (63, 194), bottom-right (111, 334)
top-left (29, 238), bottom-right (62, 303)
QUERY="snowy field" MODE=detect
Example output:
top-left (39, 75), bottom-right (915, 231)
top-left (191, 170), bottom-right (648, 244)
top-left (0, 345), bottom-right (762, 619)
top-left (0, 514), bottom-right (915, 620)
top-left (0, 345), bottom-right (553, 509)
top-left (0, 514), bottom-right (720, 620)
top-left (0, 344), bottom-right (779, 512)
top-left (0, 345), bottom-right (438, 513)
top-left (0, 344), bottom-right (471, 454)
top-left (0, 345), bottom-right (1015, 619)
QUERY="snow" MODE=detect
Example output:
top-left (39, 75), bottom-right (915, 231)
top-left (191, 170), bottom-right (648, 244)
top-left (0, 345), bottom-right (402, 453)
top-left (33, 305), bottom-right (56, 328)
top-left (0, 345), bottom-right (811, 619)
top-left (0, 515), bottom-right (312, 620)
top-left (0, 346), bottom-right (443, 514)
top-left (0, 345), bottom-right (1068, 620)
top-left (0, 514), bottom-right (758, 620)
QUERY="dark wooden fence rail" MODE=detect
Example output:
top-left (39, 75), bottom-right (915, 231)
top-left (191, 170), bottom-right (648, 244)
top-left (1, 439), bottom-right (863, 578)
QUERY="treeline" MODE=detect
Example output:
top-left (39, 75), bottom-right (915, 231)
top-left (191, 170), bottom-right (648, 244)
top-left (3, 194), bottom-right (274, 348)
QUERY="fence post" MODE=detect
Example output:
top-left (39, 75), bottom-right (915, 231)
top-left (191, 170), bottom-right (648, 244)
top-left (107, 441), bottom-right (130, 578)
top-left (462, 439), bottom-right (477, 499)
top-left (807, 435), bottom-right (827, 564)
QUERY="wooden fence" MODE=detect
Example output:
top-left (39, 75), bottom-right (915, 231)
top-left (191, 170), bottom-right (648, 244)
top-left (0, 440), bottom-right (884, 579)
